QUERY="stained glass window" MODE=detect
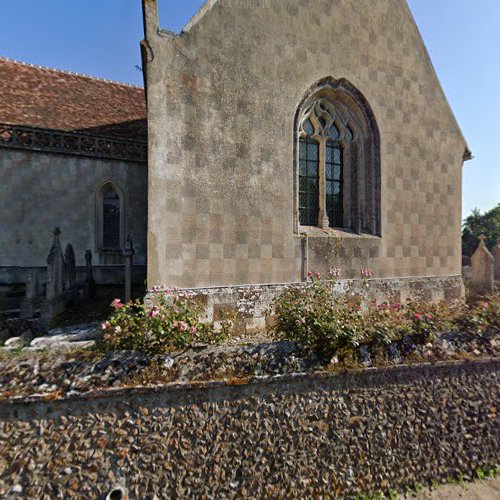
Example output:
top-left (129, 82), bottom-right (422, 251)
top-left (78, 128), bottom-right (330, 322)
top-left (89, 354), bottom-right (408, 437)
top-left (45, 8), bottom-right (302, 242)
top-left (325, 141), bottom-right (343, 227)
top-left (103, 188), bottom-right (120, 248)
top-left (299, 138), bottom-right (319, 226)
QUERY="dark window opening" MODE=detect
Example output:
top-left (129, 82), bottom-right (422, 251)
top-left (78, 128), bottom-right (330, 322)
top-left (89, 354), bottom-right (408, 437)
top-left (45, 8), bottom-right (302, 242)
top-left (299, 138), bottom-right (320, 226)
top-left (103, 188), bottom-right (120, 248)
top-left (326, 141), bottom-right (343, 227)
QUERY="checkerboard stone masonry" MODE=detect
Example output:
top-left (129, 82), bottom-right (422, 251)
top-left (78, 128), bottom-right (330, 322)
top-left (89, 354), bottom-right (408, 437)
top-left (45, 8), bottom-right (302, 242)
top-left (143, 0), bottom-right (468, 291)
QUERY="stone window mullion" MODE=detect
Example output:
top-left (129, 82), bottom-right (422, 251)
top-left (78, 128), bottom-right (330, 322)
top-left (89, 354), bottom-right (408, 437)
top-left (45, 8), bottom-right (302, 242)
top-left (318, 137), bottom-right (330, 229)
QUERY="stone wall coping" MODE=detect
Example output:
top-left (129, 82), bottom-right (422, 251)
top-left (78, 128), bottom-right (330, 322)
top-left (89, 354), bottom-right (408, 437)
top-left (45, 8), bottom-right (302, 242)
top-left (148, 274), bottom-right (463, 293)
top-left (1, 357), bottom-right (497, 421)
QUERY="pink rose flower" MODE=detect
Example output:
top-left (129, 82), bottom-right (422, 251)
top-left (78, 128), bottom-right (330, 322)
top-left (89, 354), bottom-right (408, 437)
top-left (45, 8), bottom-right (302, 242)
top-left (414, 313), bottom-right (422, 321)
top-left (189, 326), bottom-right (197, 334)
top-left (101, 321), bottom-right (110, 330)
top-left (425, 313), bottom-right (432, 320)
top-left (111, 298), bottom-right (123, 309)
top-left (328, 267), bottom-right (341, 278)
top-left (148, 306), bottom-right (160, 318)
top-left (360, 268), bottom-right (373, 278)
top-left (481, 301), bottom-right (489, 309)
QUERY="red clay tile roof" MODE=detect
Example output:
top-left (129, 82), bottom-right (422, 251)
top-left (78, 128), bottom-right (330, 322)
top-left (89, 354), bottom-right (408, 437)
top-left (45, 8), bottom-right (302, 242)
top-left (0, 57), bottom-right (147, 142)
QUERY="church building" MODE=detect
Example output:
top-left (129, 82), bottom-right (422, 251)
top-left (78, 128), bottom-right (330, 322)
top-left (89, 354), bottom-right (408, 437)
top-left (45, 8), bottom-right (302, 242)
top-left (0, 0), bottom-right (470, 325)
top-left (0, 58), bottom-right (148, 294)
top-left (141, 0), bottom-right (470, 325)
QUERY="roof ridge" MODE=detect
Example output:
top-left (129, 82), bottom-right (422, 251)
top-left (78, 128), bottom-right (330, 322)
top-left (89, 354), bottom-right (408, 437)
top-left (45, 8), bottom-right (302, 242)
top-left (0, 56), bottom-right (144, 90)
top-left (182, 0), bottom-right (219, 33)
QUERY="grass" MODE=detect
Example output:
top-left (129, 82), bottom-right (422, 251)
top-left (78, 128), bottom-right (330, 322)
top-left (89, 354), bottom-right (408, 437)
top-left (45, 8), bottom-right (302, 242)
top-left (354, 465), bottom-right (500, 499)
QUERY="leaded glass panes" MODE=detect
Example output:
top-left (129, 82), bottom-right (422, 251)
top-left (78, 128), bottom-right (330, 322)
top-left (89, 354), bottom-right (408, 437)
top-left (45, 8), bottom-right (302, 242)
top-left (298, 98), bottom-right (348, 229)
top-left (326, 123), bottom-right (340, 139)
top-left (325, 141), bottom-right (343, 227)
top-left (303, 118), bottom-right (314, 136)
top-left (298, 138), bottom-right (319, 225)
top-left (103, 188), bottom-right (120, 248)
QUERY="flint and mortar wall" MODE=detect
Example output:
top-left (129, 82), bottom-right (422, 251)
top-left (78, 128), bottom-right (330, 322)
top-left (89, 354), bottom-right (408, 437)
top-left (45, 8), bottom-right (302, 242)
top-left (0, 149), bottom-right (147, 284)
top-left (0, 359), bottom-right (497, 498)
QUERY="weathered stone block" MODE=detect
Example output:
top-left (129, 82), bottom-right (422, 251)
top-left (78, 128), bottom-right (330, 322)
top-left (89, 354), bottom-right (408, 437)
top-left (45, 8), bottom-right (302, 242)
top-left (244, 317), bottom-right (266, 334)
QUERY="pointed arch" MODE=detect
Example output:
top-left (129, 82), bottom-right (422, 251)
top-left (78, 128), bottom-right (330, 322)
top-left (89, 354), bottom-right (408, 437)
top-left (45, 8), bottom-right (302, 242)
top-left (95, 180), bottom-right (125, 251)
top-left (293, 77), bottom-right (381, 236)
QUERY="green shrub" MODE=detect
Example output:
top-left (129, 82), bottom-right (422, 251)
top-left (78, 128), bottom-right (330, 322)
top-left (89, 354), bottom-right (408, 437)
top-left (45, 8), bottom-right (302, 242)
top-left (272, 274), bottom-right (362, 358)
top-left (360, 302), bottom-right (412, 347)
top-left (100, 289), bottom-right (230, 354)
top-left (453, 296), bottom-right (500, 336)
top-left (272, 271), bottom-right (498, 359)
top-left (404, 300), bottom-right (459, 343)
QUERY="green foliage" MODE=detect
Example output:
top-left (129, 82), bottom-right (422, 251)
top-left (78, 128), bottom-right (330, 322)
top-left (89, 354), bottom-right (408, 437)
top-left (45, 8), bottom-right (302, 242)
top-left (360, 302), bottom-right (412, 346)
top-left (462, 203), bottom-right (500, 256)
top-left (272, 273), bottom-right (499, 359)
top-left (100, 290), bottom-right (231, 354)
top-left (454, 296), bottom-right (500, 336)
top-left (272, 276), bottom-right (362, 358)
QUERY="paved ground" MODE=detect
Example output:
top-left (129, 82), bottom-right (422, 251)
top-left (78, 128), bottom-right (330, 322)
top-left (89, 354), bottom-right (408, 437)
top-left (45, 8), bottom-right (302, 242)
top-left (400, 478), bottom-right (500, 499)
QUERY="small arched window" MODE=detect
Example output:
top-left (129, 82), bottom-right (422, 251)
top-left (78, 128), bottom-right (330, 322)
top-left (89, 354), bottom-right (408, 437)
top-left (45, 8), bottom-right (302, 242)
top-left (102, 187), bottom-right (120, 248)
top-left (96, 181), bottom-right (124, 251)
top-left (294, 78), bottom-right (381, 235)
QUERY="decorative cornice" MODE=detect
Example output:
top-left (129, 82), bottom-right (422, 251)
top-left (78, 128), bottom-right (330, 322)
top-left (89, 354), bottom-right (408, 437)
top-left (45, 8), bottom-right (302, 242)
top-left (0, 123), bottom-right (147, 163)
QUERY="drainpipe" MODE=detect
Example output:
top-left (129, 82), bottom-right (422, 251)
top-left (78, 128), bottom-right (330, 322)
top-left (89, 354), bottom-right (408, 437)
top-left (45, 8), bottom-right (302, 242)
top-left (301, 235), bottom-right (309, 282)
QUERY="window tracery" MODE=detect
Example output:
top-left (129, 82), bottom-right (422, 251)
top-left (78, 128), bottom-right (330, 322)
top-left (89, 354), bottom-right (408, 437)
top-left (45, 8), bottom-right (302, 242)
top-left (294, 79), bottom-right (381, 236)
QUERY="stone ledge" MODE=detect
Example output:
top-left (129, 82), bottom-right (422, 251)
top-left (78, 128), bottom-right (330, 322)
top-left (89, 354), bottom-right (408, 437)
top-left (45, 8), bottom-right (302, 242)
top-left (1, 357), bottom-right (498, 421)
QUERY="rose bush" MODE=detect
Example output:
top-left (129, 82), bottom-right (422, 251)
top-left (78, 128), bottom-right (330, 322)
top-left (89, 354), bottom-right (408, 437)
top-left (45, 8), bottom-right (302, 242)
top-left (100, 288), bottom-right (231, 354)
top-left (272, 270), bottom-right (499, 359)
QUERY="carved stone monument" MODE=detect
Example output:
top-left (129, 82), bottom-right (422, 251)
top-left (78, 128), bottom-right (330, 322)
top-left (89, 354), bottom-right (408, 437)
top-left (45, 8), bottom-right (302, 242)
top-left (470, 234), bottom-right (494, 297)
top-left (41, 227), bottom-right (66, 323)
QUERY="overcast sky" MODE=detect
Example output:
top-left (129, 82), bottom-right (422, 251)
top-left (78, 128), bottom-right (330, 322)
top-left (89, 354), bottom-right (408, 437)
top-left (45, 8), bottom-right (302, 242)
top-left (0, 0), bottom-right (498, 218)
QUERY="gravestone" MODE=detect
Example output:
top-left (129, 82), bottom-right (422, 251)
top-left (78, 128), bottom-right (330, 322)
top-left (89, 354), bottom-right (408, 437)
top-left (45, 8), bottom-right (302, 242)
top-left (41, 228), bottom-right (66, 323)
top-left (123, 234), bottom-right (135, 303)
top-left (470, 234), bottom-right (494, 297)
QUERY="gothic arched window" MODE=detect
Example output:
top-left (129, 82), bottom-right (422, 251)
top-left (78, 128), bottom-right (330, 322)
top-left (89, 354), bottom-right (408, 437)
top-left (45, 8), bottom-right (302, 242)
top-left (102, 187), bottom-right (120, 248)
top-left (96, 181), bottom-right (124, 251)
top-left (294, 78), bottom-right (381, 235)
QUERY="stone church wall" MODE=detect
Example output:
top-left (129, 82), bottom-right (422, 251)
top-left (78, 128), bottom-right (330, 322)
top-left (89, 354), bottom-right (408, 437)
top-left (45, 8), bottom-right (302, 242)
top-left (144, 0), bottom-right (468, 290)
top-left (0, 148), bottom-right (147, 284)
